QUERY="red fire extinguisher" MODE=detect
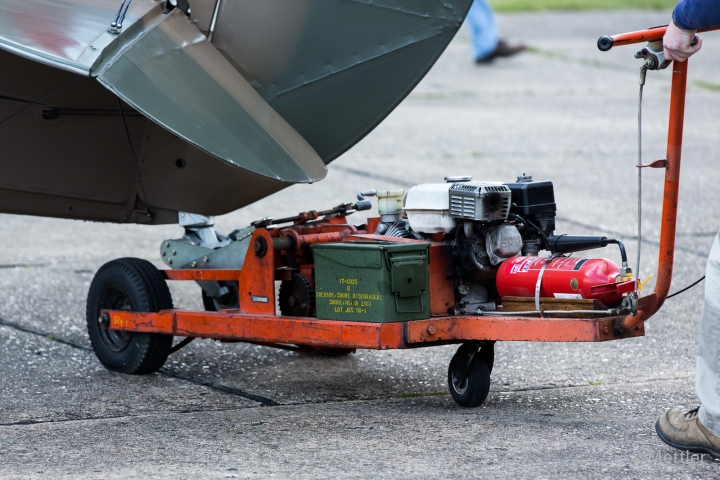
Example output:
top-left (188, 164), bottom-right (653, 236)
top-left (496, 256), bottom-right (635, 306)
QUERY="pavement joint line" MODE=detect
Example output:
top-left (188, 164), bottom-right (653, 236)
top-left (0, 263), bottom-right (49, 269)
top-left (0, 376), bottom-right (697, 429)
top-left (0, 320), bottom-right (695, 414)
top-left (0, 406), bottom-right (254, 428)
top-left (0, 318), bottom-right (282, 407)
top-left (0, 317), bottom-right (92, 351)
top-left (330, 165), bottom-right (410, 187)
top-left (158, 369), bottom-right (280, 407)
top-left (494, 375), bottom-right (693, 394)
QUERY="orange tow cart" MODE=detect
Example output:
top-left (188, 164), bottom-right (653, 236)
top-left (87, 26), bottom-right (720, 408)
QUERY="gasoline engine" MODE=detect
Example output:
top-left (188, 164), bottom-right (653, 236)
top-left (388, 174), bottom-right (635, 313)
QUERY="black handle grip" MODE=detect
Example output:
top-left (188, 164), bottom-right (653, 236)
top-left (547, 235), bottom-right (608, 254)
top-left (597, 35), bottom-right (614, 51)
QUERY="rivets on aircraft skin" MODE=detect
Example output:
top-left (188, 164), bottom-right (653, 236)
top-left (171, 250), bottom-right (176, 256)
top-left (191, 261), bottom-right (197, 268)
top-left (168, 259), bottom-right (173, 265)
top-left (161, 251), bottom-right (166, 257)
top-left (164, 242), bottom-right (170, 248)
top-left (203, 256), bottom-right (209, 263)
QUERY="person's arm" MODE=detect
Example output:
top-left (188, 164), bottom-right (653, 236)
top-left (663, 0), bottom-right (720, 61)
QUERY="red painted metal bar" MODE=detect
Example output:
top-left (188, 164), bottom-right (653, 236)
top-left (621, 60), bottom-right (689, 331)
top-left (407, 316), bottom-right (644, 343)
top-left (106, 309), bottom-right (643, 348)
top-left (107, 310), bottom-right (407, 349)
top-left (162, 269), bottom-right (240, 281)
top-left (599, 25), bottom-right (720, 50)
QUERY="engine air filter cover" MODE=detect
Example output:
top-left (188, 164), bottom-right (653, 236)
top-left (449, 182), bottom-right (511, 221)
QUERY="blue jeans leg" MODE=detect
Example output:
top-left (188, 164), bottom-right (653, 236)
top-left (467, 0), bottom-right (499, 60)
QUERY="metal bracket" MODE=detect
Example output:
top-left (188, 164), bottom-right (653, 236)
top-left (635, 41), bottom-right (670, 70)
top-left (637, 159), bottom-right (668, 169)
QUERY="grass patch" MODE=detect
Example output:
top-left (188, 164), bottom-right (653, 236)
top-left (395, 391), bottom-right (446, 398)
top-left (490, 0), bottom-right (676, 12)
top-left (588, 380), bottom-right (603, 386)
top-left (527, 46), bottom-right (603, 67)
top-left (694, 80), bottom-right (720, 91)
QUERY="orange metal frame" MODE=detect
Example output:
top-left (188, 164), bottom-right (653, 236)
top-left (104, 26), bottom-right (706, 349)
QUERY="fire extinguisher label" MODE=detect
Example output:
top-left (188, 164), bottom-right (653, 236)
top-left (554, 293), bottom-right (583, 299)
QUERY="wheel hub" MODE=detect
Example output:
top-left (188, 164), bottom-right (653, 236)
top-left (97, 286), bottom-right (133, 352)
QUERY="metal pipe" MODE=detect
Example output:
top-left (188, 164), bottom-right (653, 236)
top-left (485, 309), bottom-right (618, 316)
top-left (598, 25), bottom-right (720, 50)
top-left (207, 0), bottom-right (222, 41)
top-left (621, 59), bottom-right (688, 331)
top-left (273, 231), bottom-right (348, 251)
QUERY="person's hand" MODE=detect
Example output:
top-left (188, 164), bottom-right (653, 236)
top-left (663, 20), bottom-right (702, 62)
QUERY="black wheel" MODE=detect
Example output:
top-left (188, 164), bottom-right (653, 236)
top-left (87, 258), bottom-right (174, 374)
top-left (279, 273), bottom-right (315, 317)
top-left (448, 343), bottom-right (491, 408)
top-left (480, 342), bottom-right (495, 375)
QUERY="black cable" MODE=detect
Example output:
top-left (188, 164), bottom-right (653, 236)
top-left (118, 0), bottom-right (133, 27)
top-left (666, 276), bottom-right (705, 299)
top-left (606, 239), bottom-right (628, 264)
top-left (117, 96), bottom-right (152, 218)
top-left (169, 337), bottom-right (195, 354)
top-left (508, 213), bottom-right (550, 248)
top-left (0, 76), bottom-right (78, 127)
top-left (0, 94), bottom-right (36, 104)
top-left (111, 0), bottom-right (128, 28)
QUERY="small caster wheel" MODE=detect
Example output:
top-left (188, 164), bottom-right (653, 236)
top-left (448, 343), bottom-right (491, 408)
top-left (480, 342), bottom-right (495, 375)
top-left (86, 258), bottom-right (173, 374)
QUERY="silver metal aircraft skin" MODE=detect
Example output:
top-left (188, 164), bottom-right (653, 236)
top-left (0, 0), bottom-right (472, 224)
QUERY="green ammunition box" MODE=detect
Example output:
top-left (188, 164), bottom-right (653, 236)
top-left (311, 241), bottom-right (430, 322)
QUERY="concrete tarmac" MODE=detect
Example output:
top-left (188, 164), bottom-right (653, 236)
top-left (1, 10), bottom-right (720, 479)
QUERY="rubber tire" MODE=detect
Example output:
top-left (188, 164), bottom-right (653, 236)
top-left (87, 258), bottom-right (173, 374)
top-left (448, 350), bottom-right (491, 408)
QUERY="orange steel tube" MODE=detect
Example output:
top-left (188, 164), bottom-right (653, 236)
top-left (603, 25), bottom-right (720, 49)
top-left (162, 269), bottom-right (240, 281)
top-left (106, 310), bottom-right (645, 347)
top-left (621, 60), bottom-right (688, 331)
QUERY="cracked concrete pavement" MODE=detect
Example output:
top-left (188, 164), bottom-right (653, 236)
top-left (1, 10), bottom-right (720, 479)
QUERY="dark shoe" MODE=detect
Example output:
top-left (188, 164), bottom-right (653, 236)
top-left (475, 39), bottom-right (526, 63)
top-left (656, 407), bottom-right (720, 459)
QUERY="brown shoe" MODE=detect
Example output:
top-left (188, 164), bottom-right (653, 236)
top-left (476, 39), bottom-right (526, 63)
top-left (656, 407), bottom-right (720, 459)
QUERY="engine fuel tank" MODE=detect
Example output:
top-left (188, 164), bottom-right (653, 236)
top-left (496, 256), bottom-right (627, 306)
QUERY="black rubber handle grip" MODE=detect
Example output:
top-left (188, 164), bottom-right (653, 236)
top-left (597, 35), bottom-right (614, 51)
top-left (547, 235), bottom-right (608, 254)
